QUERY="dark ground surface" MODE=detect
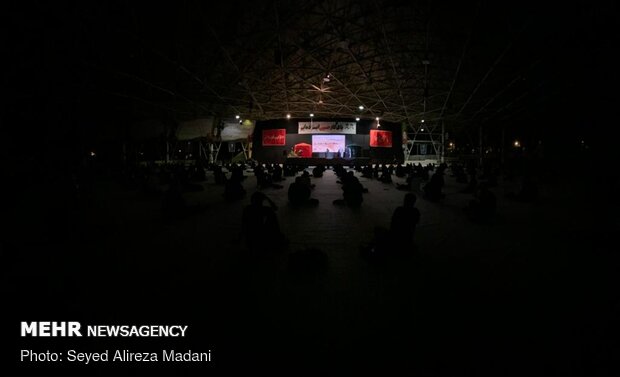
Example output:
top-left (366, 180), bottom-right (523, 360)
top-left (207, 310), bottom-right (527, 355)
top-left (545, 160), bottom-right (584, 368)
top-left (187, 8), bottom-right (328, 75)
top-left (3, 164), bottom-right (619, 376)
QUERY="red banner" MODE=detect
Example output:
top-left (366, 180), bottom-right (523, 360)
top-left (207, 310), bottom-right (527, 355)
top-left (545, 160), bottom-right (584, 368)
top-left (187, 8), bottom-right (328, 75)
top-left (262, 129), bottom-right (286, 146)
top-left (370, 130), bottom-right (392, 147)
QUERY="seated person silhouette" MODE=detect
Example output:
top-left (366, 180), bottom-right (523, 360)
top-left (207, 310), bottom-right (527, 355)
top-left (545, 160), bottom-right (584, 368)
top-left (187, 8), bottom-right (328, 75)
top-left (272, 164), bottom-right (284, 182)
top-left (454, 165), bottom-right (468, 184)
top-left (255, 166), bottom-right (283, 189)
top-left (288, 177), bottom-right (319, 207)
top-left (460, 174), bottom-right (478, 194)
top-left (396, 173), bottom-right (414, 191)
top-left (507, 175), bottom-right (539, 202)
top-left (312, 165), bottom-right (325, 178)
top-left (162, 180), bottom-right (204, 219)
top-left (242, 192), bottom-right (287, 253)
top-left (395, 164), bottom-right (406, 178)
top-left (230, 164), bottom-right (246, 182)
top-left (162, 180), bottom-right (186, 219)
top-left (334, 172), bottom-right (364, 207)
top-left (299, 170), bottom-right (315, 188)
top-left (283, 163), bottom-right (296, 177)
top-left (423, 170), bottom-right (445, 201)
top-left (361, 165), bottom-right (373, 179)
top-left (465, 183), bottom-right (497, 222)
top-left (223, 175), bottom-right (246, 201)
top-left (378, 165), bottom-right (393, 183)
top-left (213, 165), bottom-right (226, 185)
top-left (390, 193), bottom-right (421, 250)
top-left (362, 193), bottom-right (420, 260)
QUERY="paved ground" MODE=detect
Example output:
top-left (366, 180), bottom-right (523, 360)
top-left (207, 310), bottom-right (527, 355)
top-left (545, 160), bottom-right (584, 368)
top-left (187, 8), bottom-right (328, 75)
top-left (4, 166), bottom-right (618, 375)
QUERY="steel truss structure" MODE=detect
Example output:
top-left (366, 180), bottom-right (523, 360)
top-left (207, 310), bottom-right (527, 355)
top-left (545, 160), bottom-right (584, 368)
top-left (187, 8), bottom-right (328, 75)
top-left (74, 1), bottom-right (586, 153)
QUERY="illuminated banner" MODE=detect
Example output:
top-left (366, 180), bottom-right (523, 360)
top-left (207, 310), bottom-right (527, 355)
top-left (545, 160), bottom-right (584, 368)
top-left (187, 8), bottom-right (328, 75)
top-left (262, 129), bottom-right (286, 146)
top-left (312, 135), bottom-right (345, 153)
top-left (370, 130), bottom-right (393, 148)
top-left (298, 121), bottom-right (356, 134)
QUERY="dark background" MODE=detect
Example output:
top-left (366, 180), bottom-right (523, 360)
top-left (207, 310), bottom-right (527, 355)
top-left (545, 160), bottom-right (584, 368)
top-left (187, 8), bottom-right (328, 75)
top-left (2, 1), bottom-right (618, 376)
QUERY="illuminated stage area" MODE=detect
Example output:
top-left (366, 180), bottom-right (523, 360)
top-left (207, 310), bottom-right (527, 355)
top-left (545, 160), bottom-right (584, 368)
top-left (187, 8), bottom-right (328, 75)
top-left (284, 157), bottom-right (370, 166)
top-left (253, 118), bottom-right (403, 164)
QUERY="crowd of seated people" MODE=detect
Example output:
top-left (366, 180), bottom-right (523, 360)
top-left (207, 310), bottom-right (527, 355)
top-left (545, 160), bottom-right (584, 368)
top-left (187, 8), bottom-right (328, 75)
top-left (394, 163), bottom-right (407, 178)
top-left (254, 164), bottom-right (285, 189)
top-left (121, 162), bottom-right (210, 197)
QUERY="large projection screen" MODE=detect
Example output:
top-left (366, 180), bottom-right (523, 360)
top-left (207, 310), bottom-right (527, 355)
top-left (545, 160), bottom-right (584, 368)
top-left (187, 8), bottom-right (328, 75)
top-left (312, 135), bottom-right (345, 153)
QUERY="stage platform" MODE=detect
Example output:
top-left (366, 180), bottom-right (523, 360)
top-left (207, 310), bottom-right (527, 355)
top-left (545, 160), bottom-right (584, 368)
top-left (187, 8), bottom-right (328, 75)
top-left (285, 157), bottom-right (370, 166)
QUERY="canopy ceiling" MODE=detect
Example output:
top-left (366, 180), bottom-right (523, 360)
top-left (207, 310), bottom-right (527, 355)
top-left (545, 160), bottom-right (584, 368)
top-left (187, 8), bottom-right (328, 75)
top-left (8, 1), bottom-right (612, 135)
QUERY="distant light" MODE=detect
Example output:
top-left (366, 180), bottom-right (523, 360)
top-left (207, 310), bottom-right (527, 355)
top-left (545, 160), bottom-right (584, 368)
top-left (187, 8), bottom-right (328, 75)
top-left (286, 114), bottom-right (291, 119)
top-left (420, 128), bottom-right (424, 131)
top-left (310, 113), bottom-right (314, 117)
top-left (90, 151), bottom-right (96, 157)
top-left (514, 140), bottom-right (521, 147)
top-left (421, 119), bottom-right (425, 123)
top-left (358, 105), bottom-right (364, 110)
top-left (235, 115), bottom-right (240, 119)
top-left (449, 142), bottom-right (454, 147)
top-left (375, 117), bottom-right (380, 121)
top-left (355, 117), bottom-right (360, 121)
top-left (178, 150), bottom-right (182, 153)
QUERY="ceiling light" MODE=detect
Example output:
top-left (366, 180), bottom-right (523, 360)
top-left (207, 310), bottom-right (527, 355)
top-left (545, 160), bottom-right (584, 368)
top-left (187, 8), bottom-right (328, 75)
top-left (286, 114), bottom-right (291, 119)
top-left (310, 113), bottom-right (314, 117)
top-left (355, 117), bottom-right (360, 121)
top-left (235, 115), bottom-right (240, 119)
top-left (358, 105), bottom-right (364, 110)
